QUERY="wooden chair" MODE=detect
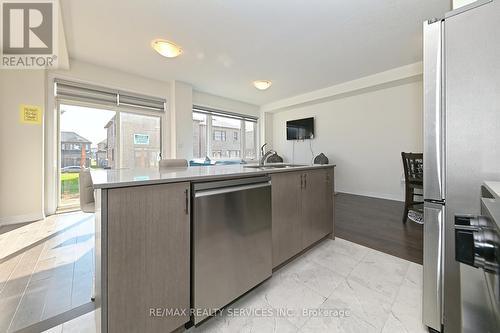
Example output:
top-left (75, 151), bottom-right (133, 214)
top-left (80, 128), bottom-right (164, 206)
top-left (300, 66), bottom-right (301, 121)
top-left (401, 152), bottom-right (423, 223)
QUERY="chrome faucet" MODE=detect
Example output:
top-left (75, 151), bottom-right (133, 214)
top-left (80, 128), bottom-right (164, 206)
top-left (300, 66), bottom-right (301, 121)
top-left (259, 143), bottom-right (275, 166)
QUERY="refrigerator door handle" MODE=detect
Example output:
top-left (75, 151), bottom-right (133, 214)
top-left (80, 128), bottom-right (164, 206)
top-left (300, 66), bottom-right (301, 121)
top-left (423, 19), bottom-right (445, 201)
top-left (423, 202), bottom-right (445, 331)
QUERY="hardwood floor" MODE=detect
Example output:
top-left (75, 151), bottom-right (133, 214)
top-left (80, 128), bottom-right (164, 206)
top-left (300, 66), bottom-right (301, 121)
top-left (335, 192), bottom-right (423, 264)
top-left (0, 213), bottom-right (95, 332)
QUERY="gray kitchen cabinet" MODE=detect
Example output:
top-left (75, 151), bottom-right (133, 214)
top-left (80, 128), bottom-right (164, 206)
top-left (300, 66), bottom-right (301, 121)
top-left (326, 168), bottom-right (335, 239)
top-left (106, 182), bottom-right (190, 333)
top-left (271, 167), bottom-right (335, 268)
top-left (301, 169), bottom-right (334, 248)
top-left (271, 171), bottom-right (303, 267)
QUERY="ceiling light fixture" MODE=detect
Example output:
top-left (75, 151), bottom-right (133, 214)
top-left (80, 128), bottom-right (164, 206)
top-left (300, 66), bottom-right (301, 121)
top-left (253, 80), bottom-right (272, 90)
top-left (151, 39), bottom-right (183, 58)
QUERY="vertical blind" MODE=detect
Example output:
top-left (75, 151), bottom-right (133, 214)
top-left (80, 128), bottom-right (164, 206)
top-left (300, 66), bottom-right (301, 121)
top-left (55, 80), bottom-right (166, 112)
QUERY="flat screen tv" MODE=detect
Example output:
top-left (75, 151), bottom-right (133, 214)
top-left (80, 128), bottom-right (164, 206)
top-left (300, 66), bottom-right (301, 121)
top-left (286, 117), bottom-right (314, 140)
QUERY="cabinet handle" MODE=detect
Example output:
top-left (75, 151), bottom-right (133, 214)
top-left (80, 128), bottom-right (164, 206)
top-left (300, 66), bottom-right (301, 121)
top-left (184, 189), bottom-right (189, 215)
top-left (304, 174), bottom-right (307, 189)
top-left (300, 174), bottom-right (303, 189)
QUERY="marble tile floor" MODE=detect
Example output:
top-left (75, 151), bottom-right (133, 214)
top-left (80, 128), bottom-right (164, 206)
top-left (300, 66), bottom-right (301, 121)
top-left (43, 235), bottom-right (427, 333)
top-left (0, 212), bottom-right (95, 332)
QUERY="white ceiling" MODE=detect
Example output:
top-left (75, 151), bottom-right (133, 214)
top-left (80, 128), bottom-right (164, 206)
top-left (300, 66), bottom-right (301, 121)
top-left (60, 0), bottom-right (450, 106)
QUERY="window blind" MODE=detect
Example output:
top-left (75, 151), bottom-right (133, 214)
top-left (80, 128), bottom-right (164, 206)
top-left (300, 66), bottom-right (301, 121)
top-left (55, 80), bottom-right (166, 112)
top-left (193, 105), bottom-right (258, 122)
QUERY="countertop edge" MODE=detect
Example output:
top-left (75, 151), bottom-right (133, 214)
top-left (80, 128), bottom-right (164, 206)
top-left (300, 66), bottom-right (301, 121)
top-left (483, 181), bottom-right (500, 199)
top-left (92, 164), bottom-right (336, 190)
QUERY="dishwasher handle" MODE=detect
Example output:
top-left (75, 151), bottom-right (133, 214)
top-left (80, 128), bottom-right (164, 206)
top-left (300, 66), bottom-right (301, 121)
top-left (194, 182), bottom-right (271, 198)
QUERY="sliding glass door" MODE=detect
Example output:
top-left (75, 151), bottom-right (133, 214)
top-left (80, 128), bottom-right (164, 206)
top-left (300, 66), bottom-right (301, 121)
top-left (59, 104), bottom-right (116, 208)
top-left (58, 103), bottom-right (161, 210)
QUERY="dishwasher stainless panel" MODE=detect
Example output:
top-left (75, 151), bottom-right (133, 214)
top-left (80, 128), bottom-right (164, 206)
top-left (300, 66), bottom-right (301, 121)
top-left (192, 176), bottom-right (272, 325)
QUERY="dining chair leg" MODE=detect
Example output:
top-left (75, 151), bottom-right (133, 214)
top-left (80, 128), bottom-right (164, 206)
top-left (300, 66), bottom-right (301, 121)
top-left (402, 187), bottom-right (409, 223)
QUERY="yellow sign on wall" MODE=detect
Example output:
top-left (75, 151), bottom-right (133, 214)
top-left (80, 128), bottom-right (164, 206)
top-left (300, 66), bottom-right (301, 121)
top-left (20, 105), bottom-right (43, 124)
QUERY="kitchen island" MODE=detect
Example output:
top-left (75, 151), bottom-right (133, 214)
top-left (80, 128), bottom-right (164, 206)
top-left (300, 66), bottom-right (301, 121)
top-left (92, 163), bottom-right (335, 333)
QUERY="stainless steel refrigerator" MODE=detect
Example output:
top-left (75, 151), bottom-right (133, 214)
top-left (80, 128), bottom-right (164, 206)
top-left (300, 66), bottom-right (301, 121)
top-left (423, 1), bottom-right (500, 332)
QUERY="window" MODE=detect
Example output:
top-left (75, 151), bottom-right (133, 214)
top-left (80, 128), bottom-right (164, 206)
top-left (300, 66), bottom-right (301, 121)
top-left (213, 130), bottom-right (226, 141)
top-left (211, 115), bottom-right (239, 159)
top-left (192, 107), bottom-right (258, 161)
top-left (192, 112), bottom-right (207, 159)
top-left (244, 121), bottom-right (256, 159)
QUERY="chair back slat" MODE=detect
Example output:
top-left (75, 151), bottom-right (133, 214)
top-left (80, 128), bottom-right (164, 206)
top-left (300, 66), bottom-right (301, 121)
top-left (401, 152), bottom-right (423, 183)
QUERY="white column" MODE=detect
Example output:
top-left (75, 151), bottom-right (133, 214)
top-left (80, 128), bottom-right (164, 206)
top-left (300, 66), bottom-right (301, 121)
top-left (170, 81), bottom-right (193, 160)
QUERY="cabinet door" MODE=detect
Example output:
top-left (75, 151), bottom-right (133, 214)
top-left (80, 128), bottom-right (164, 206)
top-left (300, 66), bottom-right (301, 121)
top-left (302, 169), bottom-right (333, 249)
top-left (326, 168), bottom-right (335, 239)
top-left (107, 182), bottom-right (190, 333)
top-left (271, 172), bottom-right (302, 267)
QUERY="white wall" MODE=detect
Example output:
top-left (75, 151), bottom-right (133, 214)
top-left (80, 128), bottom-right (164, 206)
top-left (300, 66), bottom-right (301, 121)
top-left (453, 0), bottom-right (476, 9)
top-left (270, 78), bottom-right (423, 201)
top-left (171, 81), bottom-right (193, 159)
top-left (260, 111), bottom-right (274, 148)
top-left (0, 70), bottom-right (46, 224)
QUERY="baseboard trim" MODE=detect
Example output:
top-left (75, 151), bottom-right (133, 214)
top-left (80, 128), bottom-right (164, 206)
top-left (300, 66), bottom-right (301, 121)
top-left (337, 190), bottom-right (403, 202)
top-left (0, 213), bottom-right (45, 226)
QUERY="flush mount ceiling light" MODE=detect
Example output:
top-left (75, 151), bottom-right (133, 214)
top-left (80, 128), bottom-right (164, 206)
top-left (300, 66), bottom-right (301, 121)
top-left (253, 80), bottom-right (272, 90)
top-left (151, 39), bottom-right (183, 58)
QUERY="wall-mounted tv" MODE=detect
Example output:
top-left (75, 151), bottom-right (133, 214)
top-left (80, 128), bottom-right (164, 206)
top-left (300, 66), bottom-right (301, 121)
top-left (286, 117), bottom-right (314, 140)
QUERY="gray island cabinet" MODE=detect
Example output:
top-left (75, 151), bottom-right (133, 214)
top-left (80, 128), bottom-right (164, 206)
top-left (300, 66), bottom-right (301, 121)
top-left (271, 168), bottom-right (334, 267)
top-left (92, 164), bottom-right (335, 333)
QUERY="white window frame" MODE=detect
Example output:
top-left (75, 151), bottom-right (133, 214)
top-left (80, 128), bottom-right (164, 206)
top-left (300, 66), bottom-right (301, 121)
top-left (192, 106), bottom-right (259, 162)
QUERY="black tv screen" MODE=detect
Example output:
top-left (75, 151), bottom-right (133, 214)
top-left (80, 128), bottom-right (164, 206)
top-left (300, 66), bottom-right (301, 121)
top-left (286, 117), bottom-right (314, 140)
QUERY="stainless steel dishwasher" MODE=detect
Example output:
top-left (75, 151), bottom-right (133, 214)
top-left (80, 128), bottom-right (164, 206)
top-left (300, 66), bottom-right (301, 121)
top-left (192, 176), bottom-right (272, 325)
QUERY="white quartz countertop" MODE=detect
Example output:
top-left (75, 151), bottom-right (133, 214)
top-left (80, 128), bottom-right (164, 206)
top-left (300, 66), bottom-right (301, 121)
top-left (482, 181), bottom-right (500, 229)
top-left (91, 164), bottom-right (336, 189)
top-left (483, 181), bottom-right (500, 198)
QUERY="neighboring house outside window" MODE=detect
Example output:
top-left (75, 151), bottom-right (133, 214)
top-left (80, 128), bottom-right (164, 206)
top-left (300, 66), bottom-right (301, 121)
top-left (96, 140), bottom-right (108, 168)
top-left (60, 131), bottom-right (91, 168)
top-left (192, 109), bottom-right (258, 161)
top-left (104, 114), bottom-right (161, 169)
